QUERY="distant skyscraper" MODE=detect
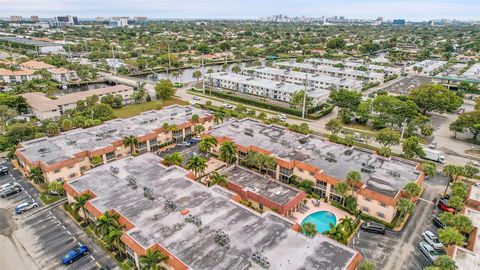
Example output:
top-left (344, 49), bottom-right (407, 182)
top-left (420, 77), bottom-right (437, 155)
top-left (50, 15), bottom-right (79, 27)
top-left (10, 16), bottom-right (22, 22)
top-left (30, 16), bottom-right (39, 22)
top-left (134, 17), bottom-right (148, 25)
top-left (95, 17), bottom-right (105, 22)
top-left (393, 19), bottom-right (406, 26)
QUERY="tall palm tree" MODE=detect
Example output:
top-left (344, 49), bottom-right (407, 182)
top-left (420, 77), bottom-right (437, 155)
top-left (262, 156), bottom-right (276, 176)
top-left (139, 249), bottom-right (169, 270)
top-left (346, 170), bottom-right (362, 196)
top-left (339, 216), bottom-right (355, 235)
top-left (242, 151), bottom-right (257, 168)
top-left (95, 211), bottom-right (120, 237)
top-left (28, 167), bottom-right (45, 184)
top-left (123, 135), bottom-right (139, 155)
top-left (442, 165), bottom-right (464, 194)
top-left (192, 70), bottom-right (202, 83)
top-left (219, 141), bottom-right (237, 164)
top-left (198, 136), bottom-right (217, 153)
top-left (163, 152), bottom-right (183, 166)
top-left (397, 198), bottom-right (414, 222)
top-left (191, 114), bottom-right (200, 124)
top-left (186, 156), bottom-right (208, 178)
top-left (210, 171), bottom-right (228, 187)
top-left (72, 194), bottom-right (91, 224)
top-left (213, 112), bottom-right (225, 124)
top-left (106, 225), bottom-right (125, 256)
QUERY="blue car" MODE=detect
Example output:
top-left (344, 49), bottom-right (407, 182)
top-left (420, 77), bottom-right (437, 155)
top-left (61, 245), bottom-right (89, 264)
top-left (15, 200), bottom-right (39, 214)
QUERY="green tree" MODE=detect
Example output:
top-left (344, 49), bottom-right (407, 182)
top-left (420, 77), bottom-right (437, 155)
top-left (302, 222), bottom-right (317, 237)
top-left (28, 167), bottom-right (45, 184)
top-left (447, 196), bottom-right (464, 213)
top-left (346, 170), bottom-right (361, 196)
top-left (397, 198), bottom-right (414, 221)
top-left (434, 255), bottom-right (458, 270)
top-left (61, 118), bottom-right (73, 131)
top-left (423, 162), bottom-right (437, 178)
top-left (92, 103), bottom-right (114, 120)
top-left (376, 128), bottom-right (401, 147)
top-left (450, 182), bottom-right (467, 200)
top-left (105, 225), bottom-right (125, 256)
top-left (329, 88), bottom-right (362, 111)
top-left (453, 215), bottom-right (473, 234)
top-left (334, 181), bottom-right (350, 205)
top-left (442, 165), bottom-right (464, 194)
top-left (402, 136), bottom-right (425, 158)
top-left (155, 79), bottom-right (176, 101)
top-left (464, 161), bottom-right (480, 178)
top-left (95, 211), bottom-right (120, 237)
top-left (325, 118), bottom-right (343, 135)
top-left (438, 227), bottom-right (464, 247)
top-left (358, 260), bottom-right (376, 270)
top-left (291, 90), bottom-right (313, 108)
top-left (209, 171), bottom-right (228, 187)
top-left (163, 152), bottom-right (183, 166)
top-left (192, 70), bottom-right (202, 82)
top-left (185, 155), bottom-right (207, 178)
top-left (198, 136), bottom-right (217, 153)
top-left (47, 180), bottom-right (64, 196)
top-left (449, 110), bottom-right (480, 140)
top-left (72, 194), bottom-right (91, 224)
top-left (194, 125), bottom-right (205, 134)
top-left (139, 249), bottom-right (169, 270)
top-left (45, 122), bottom-right (60, 136)
top-left (0, 105), bottom-right (17, 132)
top-left (123, 135), bottom-right (138, 155)
top-left (409, 84), bottom-right (463, 115)
top-left (86, 95), bottom-right (99, 106)
top-left (231, 65), bottom-right (241, 74)
top-left (403, 182), bottom-right (422, 199)
top-left (219, 141), bottom-right (237, 164)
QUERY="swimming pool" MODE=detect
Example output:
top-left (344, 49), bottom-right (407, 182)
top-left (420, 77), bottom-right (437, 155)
top-left (301, 211), bottom-right (337, 234)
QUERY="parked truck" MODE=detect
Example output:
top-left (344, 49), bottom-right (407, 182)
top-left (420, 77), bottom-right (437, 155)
top-left (422, 148), bottom-right (445, 164)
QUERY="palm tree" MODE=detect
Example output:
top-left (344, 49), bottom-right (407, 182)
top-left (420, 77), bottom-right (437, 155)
top-left (403, 182), bottom-right (422, 199)
top-left (139, 249), bottom-right (169, 270)
top-left (106, 225), bottom-right (125, 256)
top-left (302, 222), bottom-right (317, 237)
top-left (198, 136), bottom-right (217, 153)
top-left (442, 165), bottom-right (465, 194)
top-left (194, 125), bottom-right (205, 134)
top-left (95, 211), bottom-right (120, 237)
top-left (72, 194), bottom-right (91, 224)
top-left (191, 114), bottom-right (200, 125)
top-left (334, 181), bottom-right (349, 206)
top-left (213, 112), bottom-right (225, 124)
top-left (163, 152), bottom-right (183, 166)
top-left (262, 156), bottom-right (276, 176)
top-left (242, 151), bottom-right (257, 168)
top-left (397, 198), bottom-right (414, 222)
top-left (172, 70), bottom-right (181, 83)
top-left (123, 135), bottom-right (139, 155)
top-left (192, 70), bottom-right (202, 83)
top-left (433, 255), bottom-right (458, 270)
top-left (210, 171), bottom-right (228, 187)
top-left (339, 216), bottom-right (355, 236)
top-left (346, 170), bottom-right (361, 196)
top-left (327, 223), bottom-right (348, 244)
top-left (186, 156), bottom-right (208, 178)
top-left (231, 65), bottom-right (241, 74)
top-left (219, 141), bottom-right (237, 164)
top-left (28, 167), bottom-right (45, 184)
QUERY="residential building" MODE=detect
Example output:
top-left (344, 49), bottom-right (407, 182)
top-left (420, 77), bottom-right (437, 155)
top-left (207, 72), bottom-right (330, 105)
top-left (406, 60), bottom-right (448, 76)
top-left (392, 19), bottom-right (406, 26)
top-left (19, 60), bottom-right (78, 82)
top-left (10, 16), bottom-right (23, 22)
top-left (275, 61), bottom-right (384, 83)
top-left (15, 105), bottom-right (214, 183)
top-left (30, 16), bottom-right (39, 22)
top-left (20, 60), bottom-right (55, 70)
top-left (462, 63), bottom-right (480, 81)
top-left (20, 84), bottom-right (134, 119)
top-left (243, 66), bottom-right (363, 91)
top-left (208, 119), bottom-right (425, 223)
top-left (0, 68), bottom-right (39, 83)
top-left (133, 17), bottom-right (148, 25)
top-left (0, 37), bottom-right (66, 54)
top-left (109, 17), bottom-right (129, 27)
top-left (305, 58), bottom-right (402, 76)
top-left (63, 153), bottom-right (362, 270)
top-left (222, 165), bottom-right (307, 217)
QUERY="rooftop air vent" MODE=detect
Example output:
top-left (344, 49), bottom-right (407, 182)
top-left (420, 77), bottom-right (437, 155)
top-left (165, 199), bottom-right (177, 210)
top-left (110, 166), bottom-right (119, 174)
top-left (388, 170), bottom-right (401, 178)
top-left (126, 175), bottom-right (137, 189)
top-left (143, 187), bottom-right (154, 200)
top-left (251, 251), bottom-right (270, 269)
top-left (213, 229), bottom-right (230, 246)
top-left (186, 214), bottom-right (202, 227)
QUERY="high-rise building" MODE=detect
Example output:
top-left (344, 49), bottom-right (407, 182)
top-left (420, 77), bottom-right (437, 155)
top-left (134, 16), bottom-right (148, 25)
top-left (393, 19), bottom-right (406, 26)
top-left (30, 16), bottom-right (39, 22)
top-left (109, 17), bottom-right (129, 27)
top-left (49, 15), bottom-right (79, 27)
top-left (10, 16), bottom-right (22, 22)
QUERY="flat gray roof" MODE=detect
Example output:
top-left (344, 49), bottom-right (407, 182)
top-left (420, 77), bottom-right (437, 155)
top-left (209, 119), bottom-right (420, 198)
top-left (222, 165), bottom-right (302, 206)
top-left (409, 60), bottom-right (447, 72)
top-left (19, 105), bottom-right (211, 165)
top-left (306, 58), bottom-right (401, 73)
top-left (0, 36), bottom-right (63, 47)
top-left (275, 61), bottom-right (384, 79)
top-left (68, 153), bottom-right (358, 270)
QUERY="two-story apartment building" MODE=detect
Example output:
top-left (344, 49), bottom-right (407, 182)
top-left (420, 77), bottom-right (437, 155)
top-left (305, 58), bottom-right (402, 76)
top-left (63, 153), bottom-right (362, 270)
top-left (15, 105), bottom-right (214, 183)
top-left (0, 68), bottom-right (39, 83)
top-left (20, 84), bottom-right (134, 119)
top-left (19, 60), bottom-right (78, 82)
top-left (208, 119), bottom-right (425, 223)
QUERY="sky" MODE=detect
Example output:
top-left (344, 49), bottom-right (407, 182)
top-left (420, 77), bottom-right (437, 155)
top-left (1, 0), bottom-right (479, 21)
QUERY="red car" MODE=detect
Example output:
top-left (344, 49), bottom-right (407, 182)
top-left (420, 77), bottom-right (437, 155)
top-left (438, 199), bottom-right (455, 213)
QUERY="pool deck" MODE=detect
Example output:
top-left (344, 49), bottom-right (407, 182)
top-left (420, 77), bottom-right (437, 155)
top-left (292, 200), bottom-right (353, 226)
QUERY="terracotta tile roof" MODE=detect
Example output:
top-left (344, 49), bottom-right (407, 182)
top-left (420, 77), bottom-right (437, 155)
top-left (20, 60), bottom-right (55, 70)
top-left (49, 67), bottom-right (71, 75)
top-left (0, 68), bottom-right (36, 76)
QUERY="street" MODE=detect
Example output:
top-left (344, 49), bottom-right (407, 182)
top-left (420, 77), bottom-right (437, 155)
top-left (0, 160), bottom-right (117, 270)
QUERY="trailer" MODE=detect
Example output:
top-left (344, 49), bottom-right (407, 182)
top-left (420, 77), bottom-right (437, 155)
top-left (423, 148), bottom-right (445, 164)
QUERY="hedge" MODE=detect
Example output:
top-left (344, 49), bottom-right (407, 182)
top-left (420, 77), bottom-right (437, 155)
top-left (360, 213), bottom-right (397, 229)
top-left (193, 88), bottom-right (330, 119)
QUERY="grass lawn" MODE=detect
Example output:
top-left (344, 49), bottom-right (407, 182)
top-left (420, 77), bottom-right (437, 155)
top-left (114, 98), bottom-right (189, 118)
top-left (40, 192), bottom-right (62, 204)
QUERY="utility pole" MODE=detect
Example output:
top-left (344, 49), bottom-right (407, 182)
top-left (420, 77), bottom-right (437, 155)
top-left (400, 118), bottom-right (408, 140)
top-left (167, 43), bottom-right (171, 78)
top-left (111, 44), bottom-right (117, 75)
top-left (302, 72), bottom-right (308, 119)
top-left (202, 54), bottom-right (205, 94)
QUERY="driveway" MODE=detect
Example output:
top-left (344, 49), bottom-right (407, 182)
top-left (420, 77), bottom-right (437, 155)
top-left (349, 172), bottom-right (449, 270)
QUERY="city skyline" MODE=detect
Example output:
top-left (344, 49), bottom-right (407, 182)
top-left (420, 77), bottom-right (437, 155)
top-left (2, 0), bottom-right (480, 21)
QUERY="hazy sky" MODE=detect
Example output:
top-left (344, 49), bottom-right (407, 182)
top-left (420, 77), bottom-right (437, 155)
top-left (1, 0), bottom-right (479, 20)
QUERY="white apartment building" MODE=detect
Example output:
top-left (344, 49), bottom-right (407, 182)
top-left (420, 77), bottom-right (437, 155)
top-left (243, 66), bottom-right (363, 91)
top-left (275, 61), bottom-right (384, 83)
top-left (407, 60), bottom-right (447, 76)
top-left (0, 68), bottom-right (39, 83)
top-left (207, 72), bottom-right (329, 105)
top-left (305, 58), bottom-right (402, 76)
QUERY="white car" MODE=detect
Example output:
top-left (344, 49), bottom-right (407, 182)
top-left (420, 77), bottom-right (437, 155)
top-left (223, 103), bottom-right (234, 109)
top-left (0, 182), bottom-right (21, 193)
top-left (422, 231), bottom-right (443, 250)
top-left (192, 96), bottom-right (201, 101)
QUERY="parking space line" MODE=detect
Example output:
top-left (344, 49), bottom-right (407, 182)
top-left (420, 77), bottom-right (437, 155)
top-left (90, 255), bottom-right (95, 261)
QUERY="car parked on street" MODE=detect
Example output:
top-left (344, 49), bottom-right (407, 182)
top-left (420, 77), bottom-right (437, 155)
top-left (192, 96), bottom-right (201, 101)
top-left (432, 216), bottom-right (447, 229)
top-left (360, 221), bottom-right (386, 234)
top-left (418, 241), bottom-right (446, 263)
top-left (438, 199), bottom-right (455, 213)
top-left (422, 231), bottom-right (444, 250)
top-left (15, 200), bottom-right (39, 214)
top-left (0, 166), bottom-right (8, 176)
top-left (0, 182), bottom-right (21, 192)
top-left (61, 245), bottom-right (89, 264)
top-left (0, 185), bottom-right (22, 198)
top-left (223, 103), bottom-right (234, 109)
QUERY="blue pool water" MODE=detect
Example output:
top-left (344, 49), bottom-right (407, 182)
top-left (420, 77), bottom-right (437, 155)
top-left (301, 211), bottom-right (337, 234)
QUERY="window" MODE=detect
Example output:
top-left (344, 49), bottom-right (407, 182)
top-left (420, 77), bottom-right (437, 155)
top-left (54, 169), bottom-right (60, 173)
top-left (80, 166), bottom-right (87, 171)
top-left (379, 202), bottom-right (387, 207)
top-left (68, 165), bottom-right (74, 169)
top-left (69, 173), bottom-right (76, 178)
top-left (364, 197), bottom-right (371, 202)
top-left (376, 212), bottom-right (385, 218)
top-left (362, 207), bottom-right (370, 213)
top-left (259, 204), bottom-right (264, 210)
top-left (298, 168), bottom-right (304, 173)
top-left (56, 177), bottom-right (63, 182)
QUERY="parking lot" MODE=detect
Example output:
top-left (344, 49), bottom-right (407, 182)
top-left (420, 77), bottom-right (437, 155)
top-left (349, 173), bottom-right (449, 270)
top-left (381, 75), bottom-right (434, 95)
